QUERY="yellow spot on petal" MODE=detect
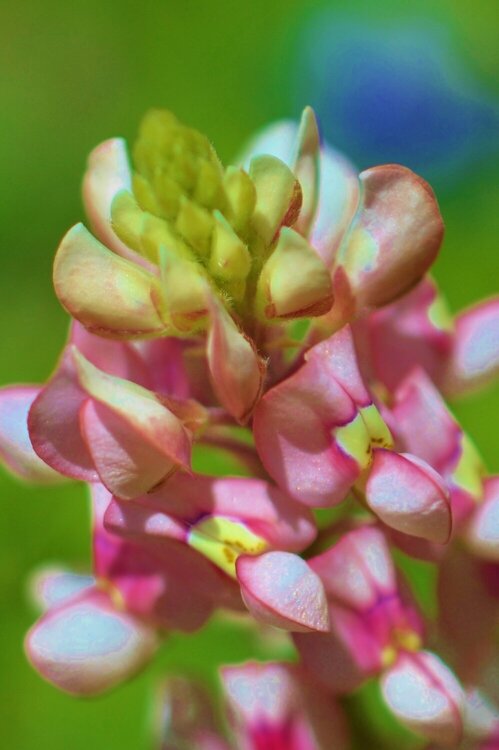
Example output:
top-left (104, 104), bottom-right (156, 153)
top-left (360, 404), bottom-right (394, 449)
top-left (188, 516), bottom-right (268, 577)
top-left (334, 412), bottom-right (372, 470)
top-left (381, 645), bottom-right (397, 669)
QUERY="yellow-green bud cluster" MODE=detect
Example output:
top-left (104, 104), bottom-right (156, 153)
top-left (110, 109), bottom-right (331, 336)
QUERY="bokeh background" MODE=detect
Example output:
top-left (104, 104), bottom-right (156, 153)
top-left (1, 0), bottom-right (498, 747)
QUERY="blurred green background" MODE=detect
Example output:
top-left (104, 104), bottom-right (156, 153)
top-left (1, 0), bottom-right (498, 747)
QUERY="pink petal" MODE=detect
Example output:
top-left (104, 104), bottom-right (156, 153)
top-left (53, 223), bottom-right (167, 339)
top-left (306, 326), bottom-right (371, 406)
top-left (104, 497), bottom-right (187, 543)
top-left (25, 587), bottom-right (159, 696)
top-left (132, 338), bottom-right (192, 398)
top-left (390, 368), bottom-right (461, 473)
top-left (309, 525), bottom-right (395, 608)
top-left (73, 348), bottom-right (191, 499)
top-left (82, 138), bottom-right (155, 270)
top-left (464, 477), bottom-right (499, 562)
top-left (295, 526), bottom-right (425, 692)
top-left (236, 551), bottom-right (329, 632)
top-left (293, 604), bottom-right (382, 694)
top-left (206, 299), bottom-right (265, 424)
top-left (365, 449), bottom-right (451, 543)
top-left (0, 386), bottom-right (63, 483)
top-left (108, 473), bottom-right (317, 552)
top-left (28, 351), bottom-right (98, 481)
top-left (443, 297), bottom-right (499, 397)
top-left (253, 346), bottom-right (359, 507)
top-left (333, 165), bottom-right (444, 314)
top-left (80, 400), bottom-right (179, 499)
top-left (353, 277), bottom-right (453, 393)
top-left (70, 321), bottom-right (152, 387)
top-left (381, 651), bottom-right (464, 746)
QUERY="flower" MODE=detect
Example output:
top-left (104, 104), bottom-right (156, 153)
top-left (254, 325), bottom-right (451, 542)
top-left (293, 526), bottom-right (465, 746)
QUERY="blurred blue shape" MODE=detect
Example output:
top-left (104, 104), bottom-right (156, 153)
top-left (293, 15), bottom-right (499, 185)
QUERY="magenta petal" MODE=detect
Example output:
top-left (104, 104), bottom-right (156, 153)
top-left (236, 551), bottom-right (329, 632)
top-left (444, 297), bottom-right (499, 397)
top-left (0, 386), bottom-right (63, 483)
top-left (25, 587), bottom-right (159, 696)
top-left (381, 651), bottom-right (464, 746)
top-left (365, 449), bottom-right (451, 543)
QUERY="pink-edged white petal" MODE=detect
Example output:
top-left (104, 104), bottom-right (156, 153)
top-left (206, 299), bottom-right (265, 424)
top-left (365, 449), bottom-right (452, 543)
top-left (82, 138), bottom-right (155, 270)
top-left (308, 144), bottom-right (359, 268)
top-left (381, 651), bottom-right (464, 747)
top-left (443, 297), bottom-right (499, 397)
top-left (236, 551), bottom-right (329, 633)
top-left (29, 566), bottom-right (95, 611)
top-left (464, 477), bottom-right (499, 562)
top-left (292, 107), bottom-right (320, 237)
top-left (238, 121), bottom-right (298, 170)
top-left (53, 223), bottom-right (167, 339)
top-left (333, 165), bottom-right (444, 316)
top-left (0, 386), bottom-right (63, 483)
top-left (25, 587), bottom-right (159, 696)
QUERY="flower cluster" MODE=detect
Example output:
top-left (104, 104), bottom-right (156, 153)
top-left (0, 107), bottom-right (498, 748)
